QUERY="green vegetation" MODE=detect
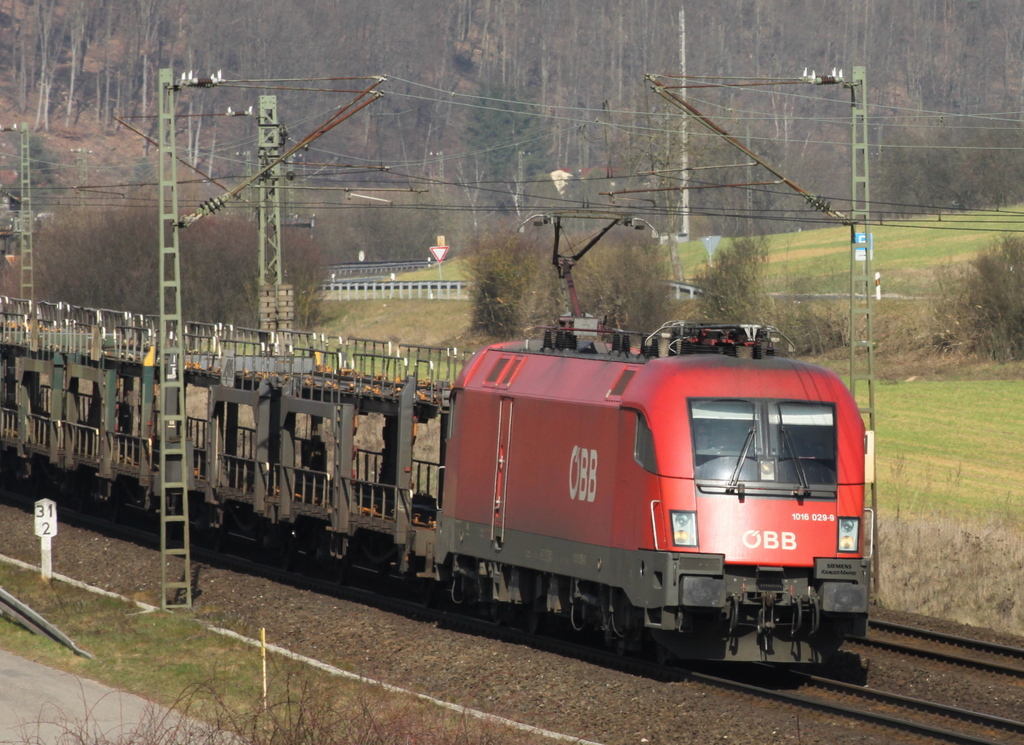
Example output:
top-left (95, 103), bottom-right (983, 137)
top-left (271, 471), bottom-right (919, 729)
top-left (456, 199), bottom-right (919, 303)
top-left (0, 564), bottom-right (295, 711)
top-left (675, 209), bottom-right (1024, 295)
top-left (464, 232), bottom-right (545, 337)
top-left (878, 514), bottom-right (1024, 632)
top-left (692, 234), bottom-right (773, 324)
top-left (572, 240), bottom-right (674, 331)
top-left (0, 563), bottom-right (536, 744)
top-left (462, 83), bottom-right (550, 204)
top-left (875, 380), bottom-right (1024, 522)
top-left (932, 234), bottom-right (1024, 360)
top-left (319, 298), bottom-right (475, 349)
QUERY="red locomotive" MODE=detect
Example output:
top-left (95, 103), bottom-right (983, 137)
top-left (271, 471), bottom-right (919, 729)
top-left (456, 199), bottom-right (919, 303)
top-left (437, 213), bottom-right (871, 663)
top-left (438, 321), bottom-right (871, 662)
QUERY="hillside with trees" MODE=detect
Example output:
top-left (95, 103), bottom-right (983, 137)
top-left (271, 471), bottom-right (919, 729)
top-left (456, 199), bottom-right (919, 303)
top-left (2, 0), bottom-right (1024, 323)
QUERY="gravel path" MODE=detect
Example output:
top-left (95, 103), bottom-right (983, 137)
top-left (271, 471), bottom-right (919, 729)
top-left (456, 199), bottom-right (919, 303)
top-left (0, 500), bottom-right (1020, 745)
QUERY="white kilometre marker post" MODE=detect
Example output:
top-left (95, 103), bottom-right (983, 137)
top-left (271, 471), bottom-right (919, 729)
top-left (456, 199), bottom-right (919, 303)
top-left (33, 498), bottom-right (57, 581)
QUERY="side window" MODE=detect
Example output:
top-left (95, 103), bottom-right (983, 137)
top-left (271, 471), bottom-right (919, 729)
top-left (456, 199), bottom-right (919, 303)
top-left (634, 411), bottom-right (658, 473)
top-left (445, 392), bottom-right (457, 440)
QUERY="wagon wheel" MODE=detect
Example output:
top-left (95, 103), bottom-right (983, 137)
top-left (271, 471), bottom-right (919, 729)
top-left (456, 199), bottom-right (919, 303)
top-left (334, 553), bottom-right (352, 586)
top-left (209, 518), bottom-right (227, 554)
top-left (525, 605), bottom-right (545, 635)
top-left (654, 641), bottom-right (675, 666)
top-left (417, 577), bottom-right (437, 608)
top-left (280, 532), bottom-right (297, 572)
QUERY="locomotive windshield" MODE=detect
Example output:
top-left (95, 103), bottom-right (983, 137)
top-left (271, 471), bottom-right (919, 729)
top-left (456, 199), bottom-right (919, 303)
top-left (689, 399), bottom-right (837, 496)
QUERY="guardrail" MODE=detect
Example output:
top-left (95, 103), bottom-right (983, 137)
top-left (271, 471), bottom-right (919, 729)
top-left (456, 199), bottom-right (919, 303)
top-left (322, 279), bottom-right (699, 301)
top-left (322, 280), bottom-right (467, 301)
top-left (326, 260), bottom-right (434, 278)
top-left (669, 281), bottom-right (703, 299)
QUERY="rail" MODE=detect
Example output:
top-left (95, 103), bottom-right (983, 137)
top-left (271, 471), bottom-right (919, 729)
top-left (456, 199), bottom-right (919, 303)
top-left (0, 587), bottom-right (93, 658)
top-left (187, 417), bottom-right (208, 482)
top-left (26, 413), bottom-right (50, 449)
top-left (411, 458), bottom-right (440, 499)
top-left (348, 478), bottom-right (413, 528)
top-left (355, 450), bottom-right (440, 501)
top-left (355, 448), bottom-right (381, 483)
top-left (669, 280), bottom-right (703, 299)
top-left (399, 343), bottom-right (467, 386)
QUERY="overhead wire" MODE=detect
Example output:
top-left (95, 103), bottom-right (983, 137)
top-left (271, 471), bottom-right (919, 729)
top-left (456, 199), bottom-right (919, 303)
top-left (16, 70), bottom-right (1024, 234)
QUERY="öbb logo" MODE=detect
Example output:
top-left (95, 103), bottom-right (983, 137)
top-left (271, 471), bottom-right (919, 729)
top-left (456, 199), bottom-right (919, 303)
top-left (742, 530), bottom-right (797, 550)
top-left (569, 446), bottom-right (598, 502)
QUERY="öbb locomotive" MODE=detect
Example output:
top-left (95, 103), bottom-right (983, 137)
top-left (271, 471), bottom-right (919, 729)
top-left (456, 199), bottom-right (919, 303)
top-left (439, 321), bottom-right (871, 663)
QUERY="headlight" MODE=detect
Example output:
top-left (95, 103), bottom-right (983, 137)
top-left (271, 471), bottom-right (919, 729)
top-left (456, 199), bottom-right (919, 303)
top-left (671, 510), bottom-right (698, 548)
top-left (838, 517), bottom-right (860, 553)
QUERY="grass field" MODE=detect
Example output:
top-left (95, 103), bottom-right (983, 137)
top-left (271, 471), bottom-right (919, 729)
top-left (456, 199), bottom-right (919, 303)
top-left (679, 209), bottom-right (1024, 295)
top-left (399, 205), bottom-right (1023, 297)
top-left (875, 379), bottom-right (1024, 523)
top-left (319, 297), bottom-right (475, 348)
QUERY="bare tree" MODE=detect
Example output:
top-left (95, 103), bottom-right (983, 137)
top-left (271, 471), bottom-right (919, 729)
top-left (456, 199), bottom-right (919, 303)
top-left (65, 0), bottom-right (92, 126)
top-left (33, 0), bottom-right (66, 131)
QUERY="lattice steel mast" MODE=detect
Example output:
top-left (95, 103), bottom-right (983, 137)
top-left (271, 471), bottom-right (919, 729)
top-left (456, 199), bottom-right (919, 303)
top-left (18, 124), bottom-right (32, 306)
top-left (257, 95), bottom-right (293, 330)
top-left (846, 66), bottom-right (878, 592)
top-left (157, 68), bottom-right (191, 610)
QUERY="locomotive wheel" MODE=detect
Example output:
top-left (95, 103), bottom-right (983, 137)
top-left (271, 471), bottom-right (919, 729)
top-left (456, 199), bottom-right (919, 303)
top-left (488, 600), bottom-right (522, 627)
top-left (488, 600), bottom-right (504, 625)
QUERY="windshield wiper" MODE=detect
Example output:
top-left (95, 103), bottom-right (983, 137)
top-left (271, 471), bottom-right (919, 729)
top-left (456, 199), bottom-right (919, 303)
top-left (780, 425), bottom-right (811, 495)
top-left (726, 426), bottom-right (756, 494)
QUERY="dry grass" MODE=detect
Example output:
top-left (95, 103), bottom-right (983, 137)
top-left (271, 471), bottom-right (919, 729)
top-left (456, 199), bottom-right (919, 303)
top-left (317, 299), bottom-right (479, 349)
top-left (876, 515), bottom-right (1024, 635)
top-left (9, 672), bottom-right (535, 745)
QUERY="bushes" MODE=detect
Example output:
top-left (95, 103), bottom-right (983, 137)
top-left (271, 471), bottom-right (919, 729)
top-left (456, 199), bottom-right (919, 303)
top-left (771, 299), bottom-right (848, 356)
top-left (693, 234), bottom-right (773, 324)
top-left (465, 232), bottom-right (675, 339)
top-left (464, 232), bottom-right (548, 338)
top-left (933, 235), bottom-right (1024, 360)
top-left (573, 241), bottom-right (672, 332)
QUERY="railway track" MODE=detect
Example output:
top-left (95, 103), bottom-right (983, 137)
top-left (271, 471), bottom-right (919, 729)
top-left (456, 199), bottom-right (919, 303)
top-left (852, 619), bottom-right (1024, 678)
top-left (4, 491), bottom-right (1021, 745)
top-left (780, 668), bottom-right (1024, 744)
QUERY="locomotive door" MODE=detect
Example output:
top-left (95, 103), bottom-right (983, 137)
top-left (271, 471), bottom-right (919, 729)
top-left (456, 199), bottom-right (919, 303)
top-left (491, 397), bottom-right (514, 546)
